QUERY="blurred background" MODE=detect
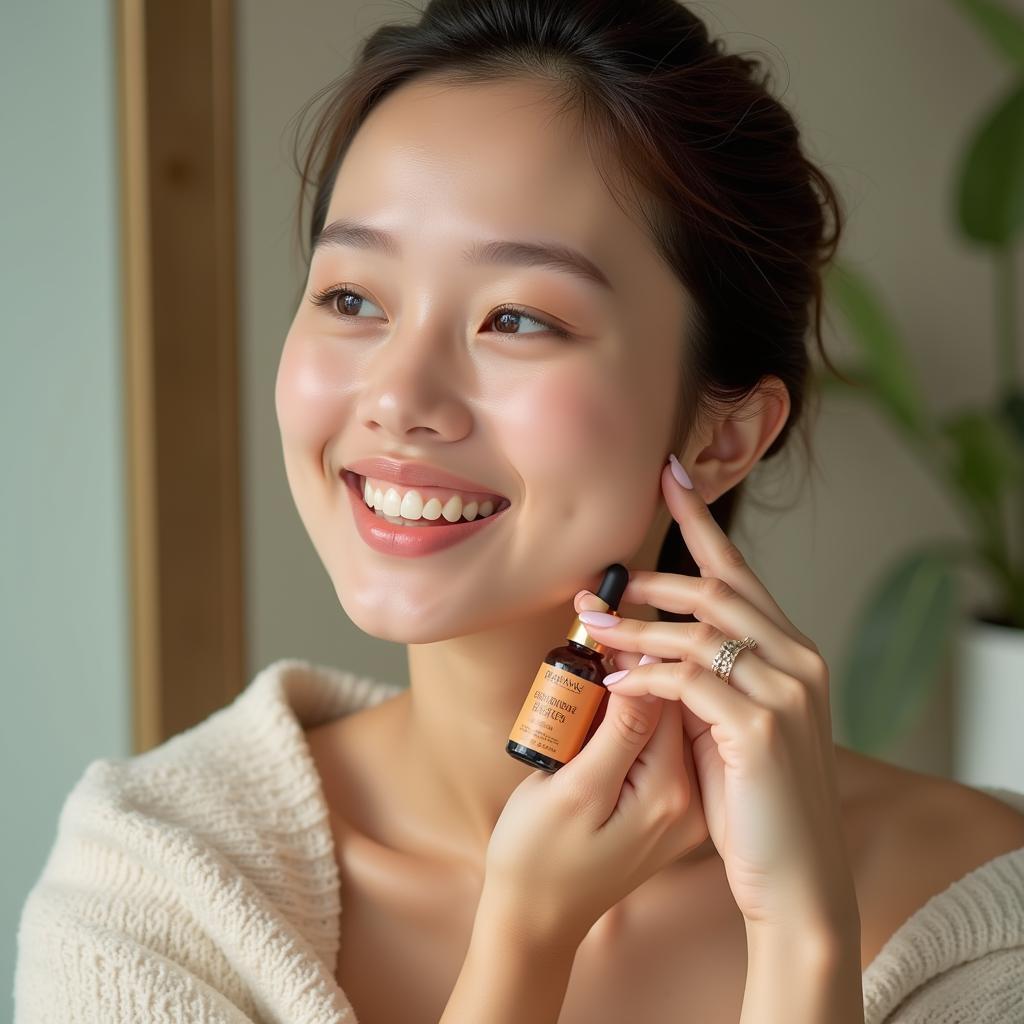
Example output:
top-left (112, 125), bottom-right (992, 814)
top-left (3, 0), bottom-right (1023, 1007)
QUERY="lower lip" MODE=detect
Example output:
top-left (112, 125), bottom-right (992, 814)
top-left (342, 472), bottom-right (510, 558)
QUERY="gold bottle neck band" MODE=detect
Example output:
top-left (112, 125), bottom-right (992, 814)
top-left (565, 598), bottom-right (618, 655)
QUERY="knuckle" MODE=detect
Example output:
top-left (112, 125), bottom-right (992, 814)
top-left (649, 788), bottom-right (688, 825)
top-left (746, 707), bottom-right (779, 745)
top-left (803, 649), bottom-right (830, 686)
top-left (693, 620), bottom-right (720, 646)
top-left (613, 706), bottom-right (654, 742)
top-left (720, 539), bottom-right (748, 570)
top-left (778, 675), bottom-right (812, 715)
top-left (677, 657), bottom-right (705, 683)
top-left (699, 576), bottom-right (735, 603)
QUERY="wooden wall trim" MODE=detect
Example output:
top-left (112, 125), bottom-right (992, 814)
top-left (116, 0), bottom-right (245, 752)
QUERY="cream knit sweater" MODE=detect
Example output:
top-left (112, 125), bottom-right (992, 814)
top-left (14, 658), bottom-right (1024, 1023)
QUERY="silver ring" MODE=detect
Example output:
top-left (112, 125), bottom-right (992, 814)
top-left (711, 636), bottom-right (758, 682)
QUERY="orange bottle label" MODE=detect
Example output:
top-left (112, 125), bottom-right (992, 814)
top-left (508, 662), bottom-right (607, 764)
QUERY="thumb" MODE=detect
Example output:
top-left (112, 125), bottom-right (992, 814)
top-left (555, 690), bottom-right (662, 819)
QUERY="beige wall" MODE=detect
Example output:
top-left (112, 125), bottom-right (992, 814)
top-left (236, 0), bottom-right (1020, 776)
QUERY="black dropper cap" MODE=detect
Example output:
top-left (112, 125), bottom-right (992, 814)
top-left (565, 562), bottom-right (629, 654)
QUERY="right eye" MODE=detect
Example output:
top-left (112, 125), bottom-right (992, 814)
top-left (309, 284), bottom-right (384, 320)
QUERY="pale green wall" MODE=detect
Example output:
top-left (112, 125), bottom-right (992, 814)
top-left (1, 0), bottom-right (131, 1011)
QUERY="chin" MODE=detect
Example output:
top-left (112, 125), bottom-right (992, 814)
top-left (332, 586), bottom-right (491, 645)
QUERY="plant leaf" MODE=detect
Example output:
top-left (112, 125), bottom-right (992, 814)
top-left (1001, 389), bottom-right (1024, 445)
top-left (948, 0), bottom-right (1024, 69)
top-left (825, 261), bottom-right (931, 436)
top-left (954, 80), bottom-right (1024, 245)
top-left (939, 406), bottom-right (1024, 508)
top-left (836, 546), bottom-right (961, 753)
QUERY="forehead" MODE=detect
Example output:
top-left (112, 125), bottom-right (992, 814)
top-left (322, 76), bottom-right (650, 277)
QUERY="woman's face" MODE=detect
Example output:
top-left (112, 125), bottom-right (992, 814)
top-left (277, 76), bottom-right (690, 643)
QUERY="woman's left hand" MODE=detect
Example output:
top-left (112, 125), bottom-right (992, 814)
top-left (577, 455), bottom-right (860, 936)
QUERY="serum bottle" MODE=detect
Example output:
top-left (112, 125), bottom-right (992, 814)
top-left (506, 563), bottom-right (629, 773)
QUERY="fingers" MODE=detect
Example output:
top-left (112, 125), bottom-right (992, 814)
top-left (627, 696), bottom-right (687, 791)
top-left (600, 657), bottom-right (759, 748)
top-left (574, 589), bottom-right (606, 615)
top-left (580, 615), bottom-right (809, 704)
top-left (614, 574), bottom-right (817, 676)
top-left (555, 692), bottom-right (663, 822)
top-left (659, 459), bottom-right (809, 645)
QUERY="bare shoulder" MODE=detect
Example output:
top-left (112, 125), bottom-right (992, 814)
top-left (847, 747), bottom-right (1024, 872)
top-left (897, 775), bottom-right (1024, 864)
top-left (841, 746), bottom-right (1024, 960)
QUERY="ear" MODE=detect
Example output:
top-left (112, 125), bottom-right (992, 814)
top-left (685, 376), bottom-right (790, 504)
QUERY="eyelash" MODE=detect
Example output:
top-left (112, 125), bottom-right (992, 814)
top-left (308, 283), bottom-right (572, 340)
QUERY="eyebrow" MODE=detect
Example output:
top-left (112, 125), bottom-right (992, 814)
top-left (312, 218), bottom-right (613, 293)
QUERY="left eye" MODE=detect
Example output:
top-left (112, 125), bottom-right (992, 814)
top-left (484, 306), bottom-right (569, 339)
top-left (310, 286), bottom-right (384, 319)
top-left (308, 285), bottom-right (571, 340)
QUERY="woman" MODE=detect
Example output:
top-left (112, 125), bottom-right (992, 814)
top-left (15, 2), bottom-right (1024, 1022)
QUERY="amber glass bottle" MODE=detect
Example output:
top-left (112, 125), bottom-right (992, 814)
top-left (506, 563), bottom-right (629, 773)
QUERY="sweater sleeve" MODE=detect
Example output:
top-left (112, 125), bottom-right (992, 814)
top-left (14, 894), bottom-right (259, 1024)
top-left (880, 947), bottom-right (1024, 1023)
top-left (13, 759), bottom-right (267, 1024)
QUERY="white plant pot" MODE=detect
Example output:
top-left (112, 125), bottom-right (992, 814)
top-left (953, 611), bottom-right (1024, 790)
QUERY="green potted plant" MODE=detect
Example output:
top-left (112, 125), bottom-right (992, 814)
top-left (823, 0), bottom-right (1024, 787)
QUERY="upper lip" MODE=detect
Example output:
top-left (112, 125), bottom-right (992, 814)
top-left (343, 456), bottom-right (509, 501)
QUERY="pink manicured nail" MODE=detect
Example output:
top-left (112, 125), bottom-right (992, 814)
top-left (603, 668), bottom-right (630, 685)
top-left (638, 655), bottom-right (659, 700)
top-left (668, 453), bottom-right (693, 489)
top-left (578, 610), bottom-right (621, 627)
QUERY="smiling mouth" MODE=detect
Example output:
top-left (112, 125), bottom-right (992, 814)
top-left (343, 471), bottom-right (512, 527)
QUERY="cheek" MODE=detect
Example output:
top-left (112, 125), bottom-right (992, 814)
top-left (507, 374), bottom-right (608, 471)
top-left (495, 363), bottom-right (659, 525)
top-left (275, 326), bottom-right (356, 447)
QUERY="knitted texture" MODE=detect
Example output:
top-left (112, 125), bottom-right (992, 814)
top-left (13, 658), bottom-right (1024, 1023)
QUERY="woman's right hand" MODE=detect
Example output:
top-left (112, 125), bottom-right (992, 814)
top-left (482, 591), bottom-right (711, 949)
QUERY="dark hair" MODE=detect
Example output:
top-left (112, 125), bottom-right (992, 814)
top-left (289, 0), bottom-right (850, 622)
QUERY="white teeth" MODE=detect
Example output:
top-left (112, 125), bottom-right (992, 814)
top-left (382, 487), bottom-right (402, 517)
top-left (380, 512), bottom-right (433, 527)
top-left (358, 477), bottom-right (503, 524)
top-left (400, 490), bottom-right (423, 520)
top-left (441, 495), bottom-right (462, 523)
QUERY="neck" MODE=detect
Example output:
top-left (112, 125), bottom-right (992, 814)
top-left (387, 595), bottom-right (721, 877)
top-left (393, 602), bottom-right (574, 871)
top-left (380, 505), bottom-right (723, 876)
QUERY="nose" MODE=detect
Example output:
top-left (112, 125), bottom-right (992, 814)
top-left (352, 325), bottom-right (473, 442)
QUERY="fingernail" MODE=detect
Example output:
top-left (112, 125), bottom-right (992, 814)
top-left (638, 654), bottom-right (660, 666)
top-left (668, 453), bottom-right (693, 489)
top-left (603, 668), bottom-right (630, 685)
top-left (578, 610), bottom-right (621, 627)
